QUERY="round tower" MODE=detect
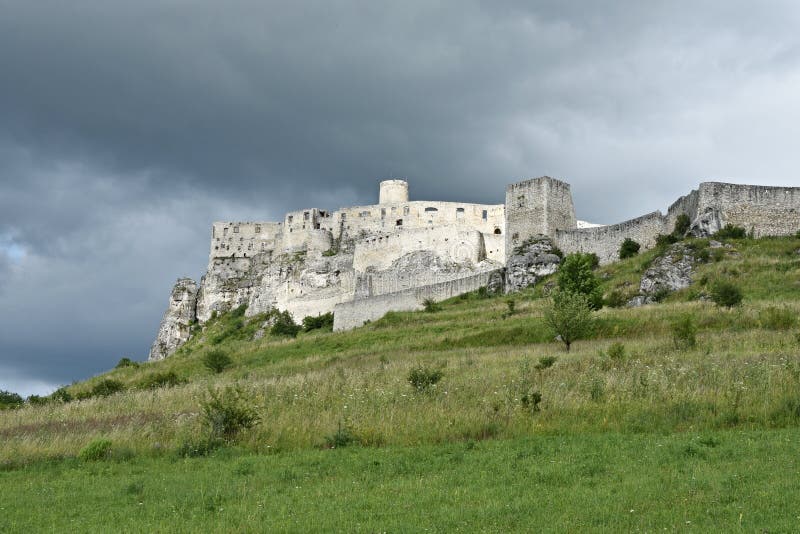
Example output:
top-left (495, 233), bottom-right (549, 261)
top-left (379, 179), bottom-right (409, 204)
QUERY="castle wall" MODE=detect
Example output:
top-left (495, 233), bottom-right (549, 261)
top-left (210, 222), bottom-right (282, 260)
top-left (333, 269), bottom-right (501, 331)
top-left (505, 177), bottom-right (576, 257)
top-left (554, 211), bottom-right (670, 264)
top-left (697, 183), bottom-right (800, 237)
top-left (352, 226), bottom-right (486, 272)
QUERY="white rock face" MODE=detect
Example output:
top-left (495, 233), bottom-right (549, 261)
top-left (148, 278), bottom-right (198, 361)
top-left (628, 243), bottom-right (696, 307)
top-left (505, 236), bottom-right (561, 292)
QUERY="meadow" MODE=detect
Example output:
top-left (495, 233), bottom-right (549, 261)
top-left (2, 235), bottom-right (800, 530)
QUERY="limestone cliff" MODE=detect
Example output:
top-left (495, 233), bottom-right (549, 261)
top-left (148, 278), bottom-right (198, 361)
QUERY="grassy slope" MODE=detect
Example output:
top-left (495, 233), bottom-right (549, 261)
top-left (2, 236), bottom-right (800, 530)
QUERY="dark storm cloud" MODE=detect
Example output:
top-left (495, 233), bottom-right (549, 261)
top-left (1, 1), bottom-right (800, 394)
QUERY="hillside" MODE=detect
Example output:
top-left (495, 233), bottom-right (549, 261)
top-left (3, 235), bottom-right (800, 531)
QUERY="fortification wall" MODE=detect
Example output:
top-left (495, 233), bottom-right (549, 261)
top-left (505, 177), bottom-right (576, 258)
top-left (697, 183), bottom-right (800, 237)
top-left (333, 269), bottom-right (501, 331)
top-left (210, 221), bottom-right (283, 260)
top-left (353, 226), bottom-right (486, 272)
top-left (554, 211), bottom-right (669, 264)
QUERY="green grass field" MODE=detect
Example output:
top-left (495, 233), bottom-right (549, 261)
top-left (2, 235), bottom-right (800, 531)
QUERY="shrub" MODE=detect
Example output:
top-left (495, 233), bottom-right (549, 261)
top-left (230, 304), bottom-right (247, 318)
top-left (203, 349), bottom-right (233, 373)
top-left (137, 371), bottom-right (186, 390)
top-left (796, 229), bottom-right (800, 239)
top-left (78, 439), bottom-right (113, 461)
top-left (619, 238), bottom-right (641, 260)
top-left (422, 298), bottom-right (441, 313)
top-left (476, 286), bottom-right (490, 299)
top-left (50, 387), bottom-right (73, 403)
top-left (604, 289), bottom-right (628, 308)
top-left (674, 214), bottom-right (691, 236)
top-left (115, 357), bottom-right (139, 369)
top-left (671, 314), bottom-right (697, 350)
top-left (655, 233), bottom-right (679, 248)
top-left (607, 342), bottom-right (626, 361)
top-left (302, 312), bottom-right (334, 332)
top-left (176, 437), bottom-right (221, 458)
top-left (271, 310), bottom-right (300, 337)
top-left (27, 395), bottom-right (48, 406)
top-left (714, 224), bottom-right (747, 239)
top-left (710, 280), bottom-right (743, 308)
top-left (759, 307), bottom-right (797, 330)
top-left (521, 390), bottom-right (542, 412)
top-left (557, 253), bottom-right (603, 310)
top-left (324, 421), bottom-right (359, 449)
top-left (407, 365), bottom-right (444, 392)
top-left (90, 379), bottom-right (125, 398)
top-left (505, 299), bottom-right (516, 316)
top-left (544, 290), bottom-right (595, 352)
top-left (534, 356), bottom-right (557, 370)
top-left (201, 386), bottom-right (261, 441)
top-left (0, 390), bottom-right (23, 410)
top-left (711, 248), bottom-right (726, 262)
top-left (550, 245), bottom-right (564, 259)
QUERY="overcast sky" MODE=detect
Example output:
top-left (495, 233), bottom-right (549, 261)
top-left (2, 1), bottom-right (800, 395)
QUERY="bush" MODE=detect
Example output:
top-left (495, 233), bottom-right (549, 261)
top-left (302, 312), bottom-right (334, 332)
top-left (796, 229), bottom-right (800, 239)
top-left (655, 233), bottom-right (679, 248)
top-left (201, 386), bottom-right (260, 441)
top-left (203, 349), bottom-right (233, 373)
top-left (407, 365), bottom-right (444, 392)
top-left (27, 395), bottom-right (48, 406)
top-left (422, 298), bottom-right (441, 313)
top-left (115, 357), bottom-right (139, 369)
top-left (137, 371), bottom-right (186, 390)
top-left (604, 289), bottom-right (628, 308)
top-left (671, 314), bottom-right (697, 350)
top-left (324, 421), bottom-right (359, 449)
top-left (714, 224), bottom-right (747, 239)
top-left (759, 307), bottom-right (797, 330)
top-left (521, 390), bottom-right (542, 412)
top-left (674, 214), bottom-right (691, 236)
top-left (544, 290), bottom-right (595, 352)
top-left (0, 390), bottom-right (23, 410)
top-left (619, 238), bottom-right (641, 260)
top-left (271, 310), bottom-right (300, 337)
top-left (50, 387), bottom-right (73, 403)
top-left (607, 342), bottom-right (626, 361)
top-left (176, 437), bottom-right (221, 458)
top-left (710, 280), bottom-right (743, 308)
top-left (505, 299), bottom-right (516, 316)
top-left (90, 379), bottom-right (125, 398)
top-left (78, 439), bottom-right (113, 461)
top-left (534, 356), bottom-right (557, 370)
top-left (557, 253), bottom-right (603, 310)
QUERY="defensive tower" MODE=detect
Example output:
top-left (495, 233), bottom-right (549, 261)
top-left (379, 179), bottom-right (409, 204)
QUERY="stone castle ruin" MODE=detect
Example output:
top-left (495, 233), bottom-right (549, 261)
top-left (149, 177), bottom-right (800, 360)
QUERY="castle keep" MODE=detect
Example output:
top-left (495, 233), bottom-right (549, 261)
top-left (149, 177), bottom-right (800, 360)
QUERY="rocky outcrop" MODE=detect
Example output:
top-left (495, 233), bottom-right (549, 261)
top-left (148, 278), bottom-right (199, 361)
top-left (628, 243), bottom-right (696, 306)
top-left (689, 207), bottom-right (725, 237)
top-left (505, 236), bottom-right (561, 292)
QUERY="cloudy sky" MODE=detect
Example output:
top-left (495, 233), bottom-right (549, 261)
top-left (2, 1), bottom-right (800, 395)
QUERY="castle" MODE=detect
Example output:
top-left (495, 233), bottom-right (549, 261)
top-left (149, 177), bottom-right (800, 360)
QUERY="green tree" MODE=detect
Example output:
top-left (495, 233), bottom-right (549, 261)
top-left (544, 290), bottom-right (595, 352)
top-left (0, 390), bottom-right (24, 410)
top-left (619, 238), bottom-right (641, 260)
top-left (674, 214), bottom-right (691, 237)
top-left (557, 253), bottom-right (603, 310)
top-left (203, 349), bottom-right (233, 373)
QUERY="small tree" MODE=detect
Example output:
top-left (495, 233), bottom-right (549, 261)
top-left (271, 310), bottom-right (300, 337)
top-left (0, 390), bottom-right (23, 410)
top-left (619, 238), bottom-right (641, 260)
top-left (544, 290), bottom-right (595, 352)
top-left (673, 214), bottom-right (691, 237)
top-left (201, 386), bottom-right (260, 442)
top-left (557, 253), bottom-right (603, 310)
top-left (714, 224), bottom-right (747, 239)
top-left (710, 280), bottom-right (743, 308)
top-left (203, 349), bottom-right (233, 373)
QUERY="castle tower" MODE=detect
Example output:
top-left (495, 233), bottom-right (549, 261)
top-left (379, 179), bottom-right (409, 204)
top-left (505, 176), bottom-right (577, 258)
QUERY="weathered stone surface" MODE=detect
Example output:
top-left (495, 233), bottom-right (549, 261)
top-left (505, 236), bottom-right (561, 292)
top-left (628, 243), bottom-right (696, 307)
top-left (689, 207), bottom-right (725, 237)
top-left (149, 278), bottom-right (198, 361)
